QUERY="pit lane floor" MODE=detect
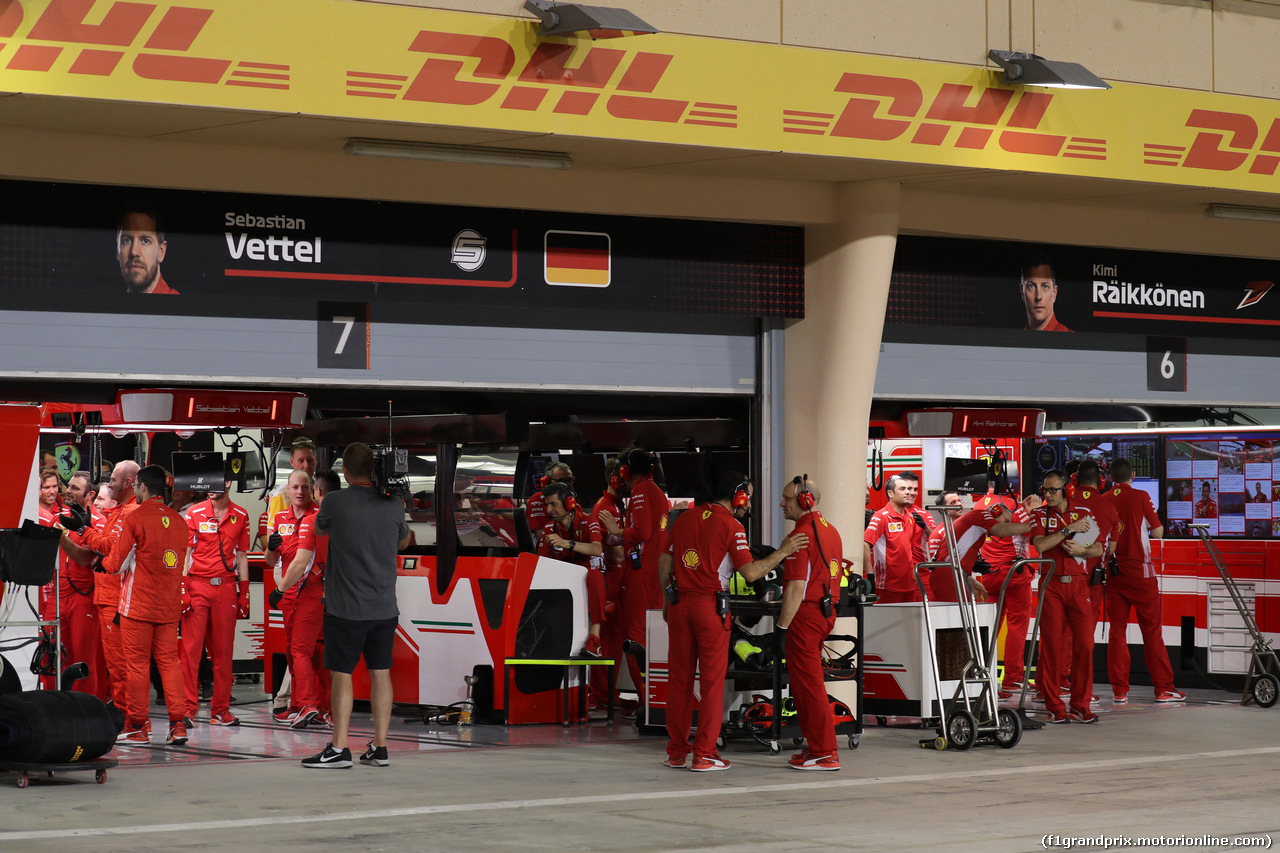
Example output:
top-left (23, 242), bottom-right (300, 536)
top-left (2, 687), bottom-right (1277, 853)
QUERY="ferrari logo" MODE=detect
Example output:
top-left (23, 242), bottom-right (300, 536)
top-left (231, 458), bottom-right (242, 474)
top-left (702, 509), bottom-right (713, 520)
top-left (161, 517), bottom-right (170, 528)
top-left (820, 517), bottom-right (829, 528)
top-left (660, 515), bottom-right (668, 530)
top-left (163, 550), bottom-right (178, 569)
top-left (682, 549), bottom-right (700, 569)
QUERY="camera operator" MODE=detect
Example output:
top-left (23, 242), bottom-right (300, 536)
top-left (1029, 470), bottom-right (1102, 724)
top-left (303, 443), bottom-right (409, 770)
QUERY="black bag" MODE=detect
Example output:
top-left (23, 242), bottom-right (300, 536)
top-left (0, 520), bottom-right (62, 586)
top-left (0, 690), bottom-right (120, 763)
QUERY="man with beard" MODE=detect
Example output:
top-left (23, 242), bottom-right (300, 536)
top-left (117, 205), bottom-right (178, 295)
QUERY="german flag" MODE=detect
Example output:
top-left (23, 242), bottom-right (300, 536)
top-left (544, 231), bottom-right (610, 287)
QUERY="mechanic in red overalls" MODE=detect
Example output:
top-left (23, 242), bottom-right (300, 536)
top-left (101, 465), bottom-right (190, 745)
top-left (268, 469), bottom-right (331, 728)
top-left (863, 472), bottom-right (935, 603)
top-left (1029, 470), bottom-right (1102, 724)
top-left (597, 449), bottom-right (671, 702)
top-left (183, 480), bottom-right (251, 726)
top-left (537, 481), bottom-right (606, 660)
top-left (590, 457), bottom-right (628, 708)
top-left (659, 468), bottom-right (804, 771)
top-left (777, 476), bottom-right (845, 771)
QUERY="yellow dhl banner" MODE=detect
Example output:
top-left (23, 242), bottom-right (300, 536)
top-left (2, 0), bottom-right (1279, 194)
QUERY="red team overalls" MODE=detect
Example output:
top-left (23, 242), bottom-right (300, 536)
top-left (81, 495), bottom-right (140, 716)
top-left (663, 503), bottom-right (751, 764)
top-left (974, 495), bottom-right (1032, 691)
top-left (1030, 503), bottom-right (1099, 717)
top-left (183, 498), bottom-right (251, 720)
top-left (619, 475), bottom-right (671, 694)
top-left (38, 503), bottom-right (108, 697)
top-left (271, 503), bottom-right (330, 718)
top-left (864, 502), bottom-right (935, 603)
top-left (103, 497), bottom-right (190, 733)
top-left (1106, 482), bottom-right (1176, 697)
top-left (591, 491), bottom-right (627, 702)
top-left (781, 510), bottom-right (843, 758)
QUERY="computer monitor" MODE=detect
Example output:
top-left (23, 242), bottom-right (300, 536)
top-left (943, 457), bottom-right (989, 495)
top-left (172, 451), bottom-right (226, 493)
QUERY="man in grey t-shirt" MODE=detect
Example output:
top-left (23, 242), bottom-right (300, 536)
top-left (302, 442), bottom-right (409, 770)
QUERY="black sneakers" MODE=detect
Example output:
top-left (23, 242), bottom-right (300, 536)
top-left (360, 742), bottom-right (390, 767)
top-left (302, 742), bottom-right (352, 769)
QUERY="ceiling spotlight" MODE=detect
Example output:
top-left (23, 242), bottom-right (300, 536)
top-left (1205, 204), bottom-right (1280, 223)
top-left (344, 138), bottom-right (573, 170)
top-left (523, 0), bottom-right (658, 38)
top-left (988, 49), bottom-right (1111, 90)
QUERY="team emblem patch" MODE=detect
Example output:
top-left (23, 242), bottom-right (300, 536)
top-left (829, 559), bottom-right (840, 578)
top-left (820, 517), bottom-right (829, 528)
top-left (660, 515), bottom-right (668, 530)
top-left (279, 524), bottom-right (296, 535)
top-left (888, 521), bottom-right (904, 533)
top-left (682, 549), bottom-right (700, 569)
top-left (199, 521), bottom-right (218, 533)
top-left (230, 458), bottom-right (242, 474)
top-left (702, 509), bottom-right (713, 520)
top-left (163, 550), bottom-right (178, 568)
top-left (161, 517), bottom-right (170, 528)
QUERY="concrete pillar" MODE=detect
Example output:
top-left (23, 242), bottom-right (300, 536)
top-left (785, 182), bottom-right (901, 570)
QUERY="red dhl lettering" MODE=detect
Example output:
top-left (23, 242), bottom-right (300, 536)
top-left (1144, 110), bottom-right (1280, 176)
top-left (0, 0), bottom-right (288, 89)
top-left (343, 30), bottom-right (737, 128)
top-left (789, 71), bottom-right (1108, 161)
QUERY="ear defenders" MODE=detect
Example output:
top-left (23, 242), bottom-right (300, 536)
top-left (794, 474), bottom-right (815, 512)
top-left (731, 479), bottom-right (751, 510)
top-left (543, 481), bottom-right (577, 514)
top-left (799, 474), bottom-right (815, 512)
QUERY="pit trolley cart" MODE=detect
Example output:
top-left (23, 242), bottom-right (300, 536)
top-left (723, 595), bottom-right (864, 754)
top-left (0, 756), bottom-right (117, 789)
top-left (912, 507), bottom-right (1024, 750)
top-left (1190, 523), bottom-right (1280, 708)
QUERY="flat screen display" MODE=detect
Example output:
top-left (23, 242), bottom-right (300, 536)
top-left (1165, 438), bottom-right (1275, 539)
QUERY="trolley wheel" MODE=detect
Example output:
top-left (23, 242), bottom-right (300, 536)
top-left (768, 740), bottom-right (781, 756)
top-left (945, 711), bottom-right (978, 751)
top-left (847, 735), bottom-right (860, 750)
top-left (16, 772), bottom-right (29, 789)
top-left (46, 771), bottom-right (55, 777)
top-left (876, 716), bottom-right (887, 727)
top-left (793, 737), bottom-right (804, 746)
top-left (1252, 673), bottom-right (1279, 709)
top-left (994, 707), bottom-right (1023, 749)
top-left (933, 736), bottom-right (947, 751)
top-left (95, 769), bottom-right (107, 784)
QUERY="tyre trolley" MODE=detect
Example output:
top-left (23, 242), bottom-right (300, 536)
top-left (912, 507), bottom-right (1034, 750)
top-left (0, 757), bottom-right (117, 789)
top-left (1190, 523), bottom-right (1280, 708)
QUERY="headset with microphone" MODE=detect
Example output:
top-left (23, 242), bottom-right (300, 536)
top-left (543, 481), bottom-right (578, 515)
top-left (731, 478), bottom-right (751, 511)
top-left (794, 474), bottom-right (815, 512)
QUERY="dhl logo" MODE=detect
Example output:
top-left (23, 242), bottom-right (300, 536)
top-left (787, 72), bottom-right (1106, 161)
top-left (1144, 110), bottom-right (1280, 176)
top-left (0, 0), bottom-right (288, 89)
top-left (346, 30), bottom-right (736, 129)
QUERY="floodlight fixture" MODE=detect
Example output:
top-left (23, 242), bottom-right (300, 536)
top-left (988, 49), bottom-right (1111, 90)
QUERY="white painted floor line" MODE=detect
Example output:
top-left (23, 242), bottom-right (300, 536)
top-left (4, 745), bottom-right (1279, 841)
